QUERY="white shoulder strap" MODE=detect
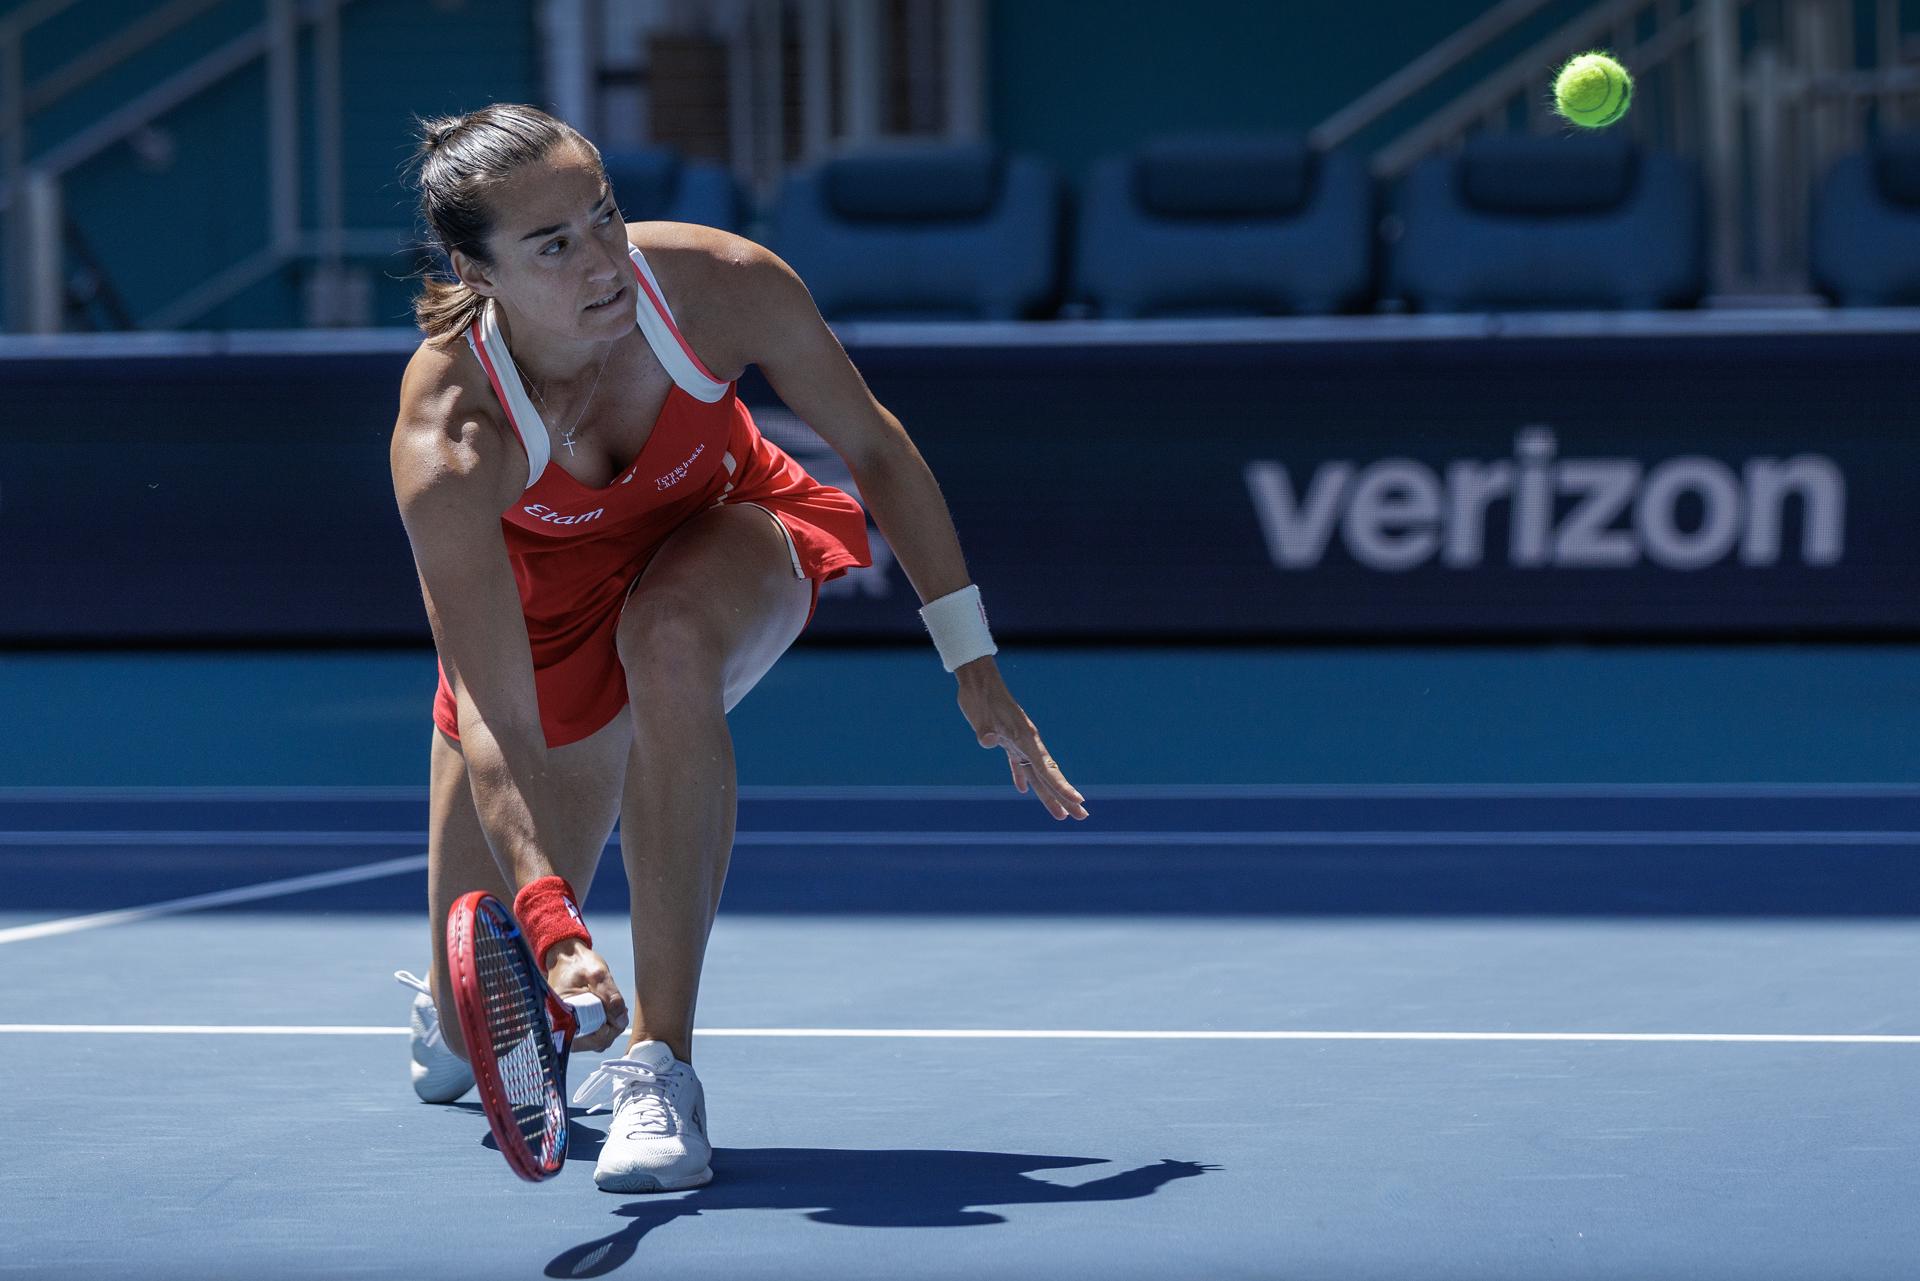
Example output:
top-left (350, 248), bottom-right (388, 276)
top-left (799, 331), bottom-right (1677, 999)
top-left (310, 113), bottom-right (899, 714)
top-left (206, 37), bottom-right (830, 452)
top-left (628, 243), bottom-right (731, 404)
top-left (465, 300), bottom-right (550, 489)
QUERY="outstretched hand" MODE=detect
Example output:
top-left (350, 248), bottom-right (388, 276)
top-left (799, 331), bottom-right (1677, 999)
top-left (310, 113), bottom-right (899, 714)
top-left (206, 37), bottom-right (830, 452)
top-left (955, 659), bottom-right (1088, 821)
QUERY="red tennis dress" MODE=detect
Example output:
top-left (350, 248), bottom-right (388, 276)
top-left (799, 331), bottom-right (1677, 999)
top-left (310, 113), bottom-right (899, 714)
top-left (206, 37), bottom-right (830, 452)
top-left (431, 243), bottom-right (872, 748)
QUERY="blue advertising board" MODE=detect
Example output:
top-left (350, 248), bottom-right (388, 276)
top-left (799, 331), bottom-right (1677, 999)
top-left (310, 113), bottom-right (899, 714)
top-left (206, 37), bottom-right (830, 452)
top-left (776, 324), bottom-right (1920, 637)
top-left (1, 318), bottom-right (1915, 642)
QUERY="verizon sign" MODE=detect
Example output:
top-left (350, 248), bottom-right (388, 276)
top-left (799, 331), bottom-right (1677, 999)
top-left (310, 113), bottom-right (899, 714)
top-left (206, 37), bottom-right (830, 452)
top-left (1245, 428), bottom-right (1846, 572)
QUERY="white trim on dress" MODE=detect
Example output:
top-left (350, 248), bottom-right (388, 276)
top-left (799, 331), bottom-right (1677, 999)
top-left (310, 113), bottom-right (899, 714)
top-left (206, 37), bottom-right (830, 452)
top-left (466, 303), bottom-right (553, 490)
top-left (627, 244), bottom-right (731, 404)
top-left (466, 244), bottom-right (732, 490)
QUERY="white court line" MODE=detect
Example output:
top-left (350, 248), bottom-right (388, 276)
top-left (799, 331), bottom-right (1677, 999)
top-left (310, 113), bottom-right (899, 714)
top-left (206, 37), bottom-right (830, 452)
top-left (0, 853), bottom-right (426, 946)
top-left (0, 1024), bottom-right (1917, 1044)
top-left (6, 829), bottom-right (1919, 848)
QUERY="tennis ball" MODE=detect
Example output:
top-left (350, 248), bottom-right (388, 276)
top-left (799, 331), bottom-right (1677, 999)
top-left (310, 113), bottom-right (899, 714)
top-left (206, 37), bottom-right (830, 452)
top-left (1553, 52), bottom-right (1633, 128)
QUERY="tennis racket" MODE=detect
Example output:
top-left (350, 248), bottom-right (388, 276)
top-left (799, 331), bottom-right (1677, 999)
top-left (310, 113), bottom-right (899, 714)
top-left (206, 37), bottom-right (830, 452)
top-left (445, 890), bottom-right (606, 1182)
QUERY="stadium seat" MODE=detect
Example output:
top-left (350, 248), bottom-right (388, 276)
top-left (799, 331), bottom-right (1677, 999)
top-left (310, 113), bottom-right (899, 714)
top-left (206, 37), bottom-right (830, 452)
top-left (1073, 134), bottom-right (1374, 317)
top-left (1390, 133), bottom-right (1704, 311)
top-left (769, 144), bottom-right (1060, 321)
top-left (600, 147), bottom-right (742, 232)
top-left (1810, 131), bottom-right (1920, 306)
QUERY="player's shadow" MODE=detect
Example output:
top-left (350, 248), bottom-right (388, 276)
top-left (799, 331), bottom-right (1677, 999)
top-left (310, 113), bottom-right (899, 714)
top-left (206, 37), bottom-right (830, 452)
top-left (543, 1146), bottom-right (1217, 1278)
top-left (449, 1102), bottom-right (607, 1160)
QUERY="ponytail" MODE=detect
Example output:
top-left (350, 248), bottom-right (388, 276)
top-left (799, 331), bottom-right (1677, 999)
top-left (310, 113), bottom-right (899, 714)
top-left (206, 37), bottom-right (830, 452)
top-left (412, 277), bottom-right (486, 346)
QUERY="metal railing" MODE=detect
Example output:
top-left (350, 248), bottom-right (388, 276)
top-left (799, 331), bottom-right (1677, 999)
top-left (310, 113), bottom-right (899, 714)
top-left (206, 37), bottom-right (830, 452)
top-left (731, 0), bottom-right (985, 206)
top-left (1314, 0), bottom-right (1920, 296)
top-left (555, 0), bottom-right (987, 210)
top-left (1, 0), bottom-right (402, 332)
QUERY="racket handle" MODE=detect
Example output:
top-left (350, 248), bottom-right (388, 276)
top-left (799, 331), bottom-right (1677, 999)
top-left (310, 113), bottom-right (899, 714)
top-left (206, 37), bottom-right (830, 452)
top-left (565, 993), bottom-right (606, 1037)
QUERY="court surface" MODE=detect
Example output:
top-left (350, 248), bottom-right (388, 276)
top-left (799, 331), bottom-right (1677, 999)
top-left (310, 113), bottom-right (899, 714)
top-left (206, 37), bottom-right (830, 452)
top-left (3, 648), bottom-right (1918, 1280)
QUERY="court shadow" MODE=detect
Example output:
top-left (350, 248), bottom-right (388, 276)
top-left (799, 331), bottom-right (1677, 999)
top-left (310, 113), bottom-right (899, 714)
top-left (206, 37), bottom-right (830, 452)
top-left (543, 1148), bottom-right (1216, 1278)
top-left (445, 1101), bottom-right (608, 1160)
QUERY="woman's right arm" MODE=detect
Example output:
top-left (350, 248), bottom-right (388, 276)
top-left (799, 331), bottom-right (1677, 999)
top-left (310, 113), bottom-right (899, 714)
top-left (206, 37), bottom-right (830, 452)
top-left (391, 350), bottom-right (629, 1051)
top-left (389, 345), bottom-right (629, 1044)
top-left (389, 348), bottom-right (566, 893)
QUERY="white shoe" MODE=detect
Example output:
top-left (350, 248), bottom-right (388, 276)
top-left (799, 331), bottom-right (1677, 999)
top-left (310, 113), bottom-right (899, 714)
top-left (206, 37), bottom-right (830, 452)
top-left (394, 970), bottom-right (474, 1104)
top-left (572, 1039), bottom-right (712, 1192)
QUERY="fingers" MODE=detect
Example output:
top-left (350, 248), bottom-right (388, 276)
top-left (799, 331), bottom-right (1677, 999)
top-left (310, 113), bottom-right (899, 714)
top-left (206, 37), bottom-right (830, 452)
top-left (582, 976), bottom-right (629, 1051)
top-left (552, 948), bottom-right (629, 1052)
top-left (1006, 733), bottom-right (1087, 821)
top-left (578, 1029), bottom-right (620, 1053)
top-left (1025, 760), bottom-right (1087, 820)
top-left (576, 1025), bottom-right (618, 1053)
top-left (970, 711), bottom-right (1087, 819)
top-left (1035, 753), bottom-right (1088, 821)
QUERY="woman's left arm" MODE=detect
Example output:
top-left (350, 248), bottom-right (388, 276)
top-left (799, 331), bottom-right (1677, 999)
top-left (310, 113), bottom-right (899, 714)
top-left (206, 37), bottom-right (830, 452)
top-left (714, 245), bottom-right (1088, 821)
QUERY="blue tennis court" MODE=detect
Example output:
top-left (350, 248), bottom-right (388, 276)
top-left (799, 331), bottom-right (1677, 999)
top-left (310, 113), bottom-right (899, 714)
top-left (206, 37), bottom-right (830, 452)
top-left (4, 647), bottom-right (1919, 1279)
top-left (11, 0), bottom-right (1920, 1274)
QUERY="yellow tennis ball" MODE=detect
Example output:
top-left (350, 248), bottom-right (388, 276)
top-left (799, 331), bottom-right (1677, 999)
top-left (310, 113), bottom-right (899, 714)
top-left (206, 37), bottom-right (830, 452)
top-left (1553, 52), bottom-right (1633, 128)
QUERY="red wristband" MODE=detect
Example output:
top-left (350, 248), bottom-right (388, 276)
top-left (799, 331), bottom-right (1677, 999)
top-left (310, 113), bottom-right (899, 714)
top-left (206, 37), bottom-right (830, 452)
top-left (512, 875), bottom-right (591, 968)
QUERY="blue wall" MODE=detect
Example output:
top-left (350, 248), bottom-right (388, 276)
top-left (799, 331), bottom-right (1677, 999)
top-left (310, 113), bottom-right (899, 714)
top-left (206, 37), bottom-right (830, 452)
top-left (4, 325), bottom-right (1918, 644)
top-left (984, 0), bottom-right (1596, 181)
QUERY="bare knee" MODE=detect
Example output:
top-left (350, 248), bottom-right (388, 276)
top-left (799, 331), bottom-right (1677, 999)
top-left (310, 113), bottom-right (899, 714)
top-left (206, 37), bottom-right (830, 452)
top-left (617, 593), bottom-right (729, 705)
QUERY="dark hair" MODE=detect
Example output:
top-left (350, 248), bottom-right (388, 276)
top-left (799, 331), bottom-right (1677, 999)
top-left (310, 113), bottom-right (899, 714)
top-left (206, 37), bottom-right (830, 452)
top-left (408, 104), bottom-right (603, 343)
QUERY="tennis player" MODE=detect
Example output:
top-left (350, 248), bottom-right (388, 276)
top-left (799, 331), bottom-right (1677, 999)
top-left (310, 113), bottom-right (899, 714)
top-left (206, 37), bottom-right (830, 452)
top-left (387, 104), bottom-right (1086, 1193)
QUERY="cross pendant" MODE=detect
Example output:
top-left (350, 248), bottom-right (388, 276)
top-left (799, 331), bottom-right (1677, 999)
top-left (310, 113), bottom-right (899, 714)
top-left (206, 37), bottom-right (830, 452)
top-left (562, 433), bottom-right (577, 457)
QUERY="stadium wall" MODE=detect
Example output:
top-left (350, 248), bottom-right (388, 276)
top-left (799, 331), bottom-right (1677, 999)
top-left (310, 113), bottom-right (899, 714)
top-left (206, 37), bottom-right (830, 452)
top-left (985, 0), bottom-right (1601, 181)
top-left (4, 317), bottom-right (1917, 645)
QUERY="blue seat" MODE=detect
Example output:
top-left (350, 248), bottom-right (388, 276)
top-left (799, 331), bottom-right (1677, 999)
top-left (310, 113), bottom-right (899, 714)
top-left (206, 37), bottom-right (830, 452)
top-left (1074, 134), bottom-right (1374, 317)
top-left (1811, 132), bottom-right (1920, 306)
top-left (600, 146), bottom-right (741, 231)
top-left (1391, 133), bottom-right (1704, 311)
top-left (769, 144), bottom-right (1060, 321)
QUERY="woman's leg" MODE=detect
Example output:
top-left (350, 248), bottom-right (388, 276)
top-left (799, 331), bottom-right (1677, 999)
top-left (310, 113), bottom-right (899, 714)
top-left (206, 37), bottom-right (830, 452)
top-left (612, 503), bottom-right (814, 1065)
top-left (424, 710), bottom-right (631, 1060)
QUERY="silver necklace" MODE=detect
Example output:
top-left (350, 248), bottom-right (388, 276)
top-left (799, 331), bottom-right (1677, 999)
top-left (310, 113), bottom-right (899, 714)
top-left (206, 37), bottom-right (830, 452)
top-left (523, 340), bottom-right (615, 458)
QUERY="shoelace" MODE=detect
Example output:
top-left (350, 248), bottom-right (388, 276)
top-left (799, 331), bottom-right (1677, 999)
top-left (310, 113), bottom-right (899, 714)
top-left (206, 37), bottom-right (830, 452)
top-left (572, 1059), bottom-right (677, 1135)
top-left (393, 970), bottom-right (446, 1049)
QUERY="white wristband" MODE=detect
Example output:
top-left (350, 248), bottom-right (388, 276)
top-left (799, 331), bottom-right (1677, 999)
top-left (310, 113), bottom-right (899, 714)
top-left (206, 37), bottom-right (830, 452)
top-left (918, 584), bottom-right (997, 673)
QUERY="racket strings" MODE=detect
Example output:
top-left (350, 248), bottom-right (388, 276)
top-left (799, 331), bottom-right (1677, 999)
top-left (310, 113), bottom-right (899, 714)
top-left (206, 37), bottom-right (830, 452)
top-left (474, 915), bottom-right (567, 1164)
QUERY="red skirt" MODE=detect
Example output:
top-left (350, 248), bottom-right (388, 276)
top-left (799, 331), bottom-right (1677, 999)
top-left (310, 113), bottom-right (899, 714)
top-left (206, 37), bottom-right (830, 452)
top-left (432, 421), bottom-right (871, 749)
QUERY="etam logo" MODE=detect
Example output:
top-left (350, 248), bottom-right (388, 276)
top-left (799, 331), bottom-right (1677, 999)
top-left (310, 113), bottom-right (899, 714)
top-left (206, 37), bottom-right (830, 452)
top-left (1245, 428), bottom-right (1845, 572)
top-left (522, 503), bottom-right (603, 527)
